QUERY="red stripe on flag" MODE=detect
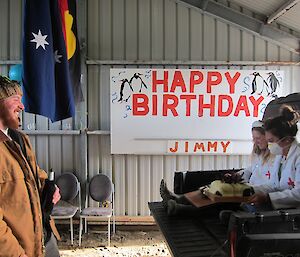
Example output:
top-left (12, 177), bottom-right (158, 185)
top-left (58, 0), bottom-right (69, 49)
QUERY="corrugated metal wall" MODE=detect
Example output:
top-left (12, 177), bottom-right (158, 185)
top-left (0, 0), bottom-right (299, 217)
top-left (86, 0), bottom-right (300, 216)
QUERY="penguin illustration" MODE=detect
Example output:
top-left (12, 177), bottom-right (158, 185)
top-left (129, 73), bottom-right (148, 93)
top-left (118, 79), bottom-right (133, 102)
top-left (250, 72), bottom-right (269, 95)
top-left (266, 72), bottom-right (280, 97)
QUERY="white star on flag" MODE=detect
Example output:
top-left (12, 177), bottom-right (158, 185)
top-left (30, 30), bottom-right (49, 50)
top-left (54, 50), bottom-right (62, 63)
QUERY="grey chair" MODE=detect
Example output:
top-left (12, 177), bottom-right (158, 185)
top-left (51, 172), bottom-right (81, 245)
top-left (79, 174), bottom-right (115, 247)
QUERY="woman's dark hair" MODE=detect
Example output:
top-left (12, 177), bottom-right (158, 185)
top-left (264, 105), bottom-right (299, 139)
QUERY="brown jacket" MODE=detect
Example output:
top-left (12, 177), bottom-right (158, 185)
top-left (0, 131), bottom-right (47, 257)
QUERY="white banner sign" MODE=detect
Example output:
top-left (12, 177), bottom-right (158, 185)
top-left (110, 69), bottom-right (284, 154)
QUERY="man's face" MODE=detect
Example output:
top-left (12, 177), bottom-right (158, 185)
top-left (0, 95), bottom-right (24, 129)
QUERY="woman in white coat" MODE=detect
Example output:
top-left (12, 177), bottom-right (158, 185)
top-left (240, 120), bottom-right (275, 186)
top-left (160, 120), bottom-right (276, 215)
top-left (250, 105), bottom-right (300, 210)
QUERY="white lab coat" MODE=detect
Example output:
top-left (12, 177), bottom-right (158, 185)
top-left (253, 140), bottom-right (300, 209)
top-left (240, 154), bottom-right (275, 186)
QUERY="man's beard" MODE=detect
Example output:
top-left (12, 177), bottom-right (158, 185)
top-left (1, 114), bottom-right (20, 129)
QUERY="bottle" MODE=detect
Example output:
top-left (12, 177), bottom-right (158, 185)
top-left (49, 169), bottom-right (55, 181)
top-left (41, 169), bottom-right (56, 243)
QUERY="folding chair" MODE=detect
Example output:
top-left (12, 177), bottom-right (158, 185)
top-left (79, 174), bottom-right (115, 246)
top-left (51, 172), bottom-right (81, 245)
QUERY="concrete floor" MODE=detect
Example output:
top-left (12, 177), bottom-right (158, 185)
top-left (57, 225), bottom-right (171, 257)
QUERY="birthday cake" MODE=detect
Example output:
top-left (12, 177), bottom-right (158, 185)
top-left (206, 180), bottom-right (254, 197)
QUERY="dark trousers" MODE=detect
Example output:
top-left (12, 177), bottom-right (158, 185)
top-left (45, 233), bottom-right (60, 257)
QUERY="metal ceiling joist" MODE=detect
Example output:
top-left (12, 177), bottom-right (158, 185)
top-left (267, 0), bottom-right (300, 24)
top-left (179, 0), bottom-right (300, 53)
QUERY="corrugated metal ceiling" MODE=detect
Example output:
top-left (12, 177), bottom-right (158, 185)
top-left (229, 0), bottom-right (287, 15)
top-left (278, 3), bottom-right (300, 33)
top-left (229, 0), bottom-right (300, 33)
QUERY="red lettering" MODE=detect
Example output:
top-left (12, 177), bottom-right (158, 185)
top-left (208, 141), bottom-right (218, 152)
top-left (170, 71), bottom-right (187, 93)
top-left (207, 72), bottom-right (222, 93)
top-left (225, 71), bottom-right (241, 94)
top-left (152, 70), bottom-right (168, 92)
top-left (190, 71), bottom-right (204, 93)
top-left (198, 95), bottom-right (216, 117)
top-left (185, 141), bottom-right (189, 152)
top-left (221, 141), bottom-right (231, 153)
top-left (180, 95), bottom-right (196, 116)
top-left (132, 94), bottom-right (149, 115)
top-left (169, 141), bottom-right (178, 153)
top-left (163, 94), bottom-right (179, 116)
top-left (194, 142), bottom-right (205, 152)
top-left (234, 96), bottom-right (250, 116)
top-left (249, 96), bottom-right (264, 117)
top-left (218, 95), bottom-right (233, 116)
top-left (152, 94), bottom-right (157, 115)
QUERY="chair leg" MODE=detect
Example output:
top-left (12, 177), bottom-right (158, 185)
top-left (84, 218), bottom-right (87, 233)
top-left (79, 217), bottom-right (82, 246)
top-left (70, 218), bottom-right (74, 245)
top-left (113, 213), bottom-right (116, 234)
top-left (108, 217), bottom-right (111, 247)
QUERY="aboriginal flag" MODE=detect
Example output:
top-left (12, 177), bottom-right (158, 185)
top-left (59, 0), bottom-right (83, 103)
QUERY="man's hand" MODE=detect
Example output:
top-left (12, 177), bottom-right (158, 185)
top-left (248, 192), bottom-right (269, 205)
top-left (20, 254), bottom-right (28, 257)
top-left (52, 186), bottom-right (61, 205)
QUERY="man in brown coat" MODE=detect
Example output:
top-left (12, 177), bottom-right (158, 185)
top-left (0, 76), bottom-right (60, 257)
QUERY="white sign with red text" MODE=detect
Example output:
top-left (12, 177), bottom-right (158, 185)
top-left (110, 69), bottom-right (284, 154)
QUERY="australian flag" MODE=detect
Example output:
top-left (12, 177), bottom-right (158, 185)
top-left (22, 0), bottom-right (82, 122)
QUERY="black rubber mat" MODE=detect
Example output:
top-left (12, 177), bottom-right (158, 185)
top-left (148, 202), bottom-right (229, 257)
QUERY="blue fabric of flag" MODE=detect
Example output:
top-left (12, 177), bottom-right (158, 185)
top-left (22, 0), bottom-right (75, 122)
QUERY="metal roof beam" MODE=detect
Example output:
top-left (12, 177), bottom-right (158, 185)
top-left (267, 0), bottom-right (300, 24)
top-left (179, 0), bottom-right (300, 53)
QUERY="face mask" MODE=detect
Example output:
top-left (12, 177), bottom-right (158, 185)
top-left (268, 142), bottom-right (283, 155)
